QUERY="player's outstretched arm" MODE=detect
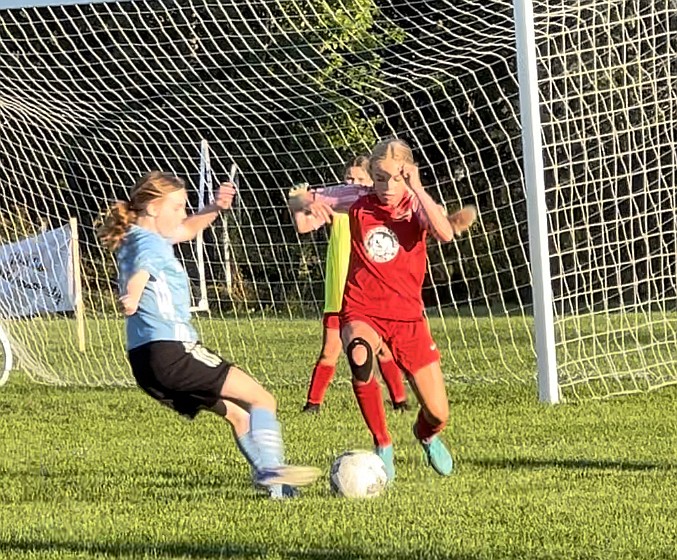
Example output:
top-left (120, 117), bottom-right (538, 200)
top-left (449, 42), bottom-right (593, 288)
top-left (119, 270), bottom-right (150, 316)
top-left (288, 183), bottom-right (367, 234)
top-left (172, 182), bottom-right (236, 244)
top-left (288, 185), bottom-right (334, 234)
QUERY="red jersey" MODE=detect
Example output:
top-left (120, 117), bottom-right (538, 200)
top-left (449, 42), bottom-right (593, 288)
top-left (343, 193), bottom-right (430, 321)
top-left (311, 186), bottom-right (438, 321)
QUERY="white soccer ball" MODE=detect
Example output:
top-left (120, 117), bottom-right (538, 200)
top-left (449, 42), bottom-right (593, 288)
top-left (329, 450), bottom-right (388, 498)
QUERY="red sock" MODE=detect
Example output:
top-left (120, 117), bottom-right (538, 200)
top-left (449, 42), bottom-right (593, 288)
top-left (377, 357), bottom-right (406, 404)
top-left (352, 376), bottom-right (391, 447)
top-left (414, 408), bottom-right (446, 442)
top-left (306, 362), bottom-right (336, 405)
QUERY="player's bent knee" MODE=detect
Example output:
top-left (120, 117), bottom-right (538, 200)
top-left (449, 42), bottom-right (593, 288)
top-left (260, 391), bottom-right (277, 412)
top-left (248, 386), bottom-right (277, 411)
top-left (346, 337), bottom-right (374, 383)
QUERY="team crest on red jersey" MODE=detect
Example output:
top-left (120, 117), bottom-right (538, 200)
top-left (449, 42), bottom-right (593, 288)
top-left (364, 226), bottom-right (400, 263)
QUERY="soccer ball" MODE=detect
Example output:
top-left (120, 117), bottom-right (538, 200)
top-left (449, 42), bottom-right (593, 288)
top-left (329, 450), bottom-right (388, 498)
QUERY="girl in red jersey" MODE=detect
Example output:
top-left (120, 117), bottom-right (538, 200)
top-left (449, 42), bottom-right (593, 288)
top-left (289, 139), bottom-right (476, 481)
top-left (293, 156), bottom-right (408, 415)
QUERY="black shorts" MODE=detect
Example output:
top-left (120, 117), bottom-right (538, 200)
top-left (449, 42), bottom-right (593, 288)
top-left (128, 340), bottom-right (233, 420)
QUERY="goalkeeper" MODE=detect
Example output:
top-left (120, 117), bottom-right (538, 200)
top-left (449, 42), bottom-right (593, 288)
top-left (293, 155), bottom-right (409, 415)
top-left (97, 171), bottom-right (320, 499)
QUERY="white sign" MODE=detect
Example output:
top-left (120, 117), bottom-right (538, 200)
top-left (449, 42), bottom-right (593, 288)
top-left (0, 225), bottom-right (74, 318)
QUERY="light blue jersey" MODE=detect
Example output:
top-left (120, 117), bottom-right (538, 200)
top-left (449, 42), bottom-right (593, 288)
top-left (117, 225), bottom-right (197, 350)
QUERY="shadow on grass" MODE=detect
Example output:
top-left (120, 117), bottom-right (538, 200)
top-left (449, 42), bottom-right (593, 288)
top-left (0, 539), bottom-right (480, 560)
top-left (0, 467), bottom-right (260, 501)
top-left (467, 456), bottom-right (674, 471)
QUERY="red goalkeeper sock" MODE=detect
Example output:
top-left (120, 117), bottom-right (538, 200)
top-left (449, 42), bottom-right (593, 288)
top-left (414, 408), bottom-right (446, 442)
top-left (306, 362), bottom-right (335, 405)
top-left (377, 357), bottom-right (407, 405)
top-left (352, 376), bottom-right (391, 447)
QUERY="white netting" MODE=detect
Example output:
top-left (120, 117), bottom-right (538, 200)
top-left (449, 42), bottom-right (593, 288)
top-left (0, 0), bottom-right (674, 399)
top-left (536, 0), bottom-right (677, 398)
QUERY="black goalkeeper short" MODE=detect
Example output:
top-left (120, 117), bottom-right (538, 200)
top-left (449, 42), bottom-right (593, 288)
top-left (128, 340), bottom-right (233, 419)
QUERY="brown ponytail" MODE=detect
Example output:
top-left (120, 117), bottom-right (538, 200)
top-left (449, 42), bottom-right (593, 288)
top-left (96, 200), bottom-right (137, 251)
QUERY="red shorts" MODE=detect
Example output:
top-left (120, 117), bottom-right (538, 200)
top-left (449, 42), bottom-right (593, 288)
top-left (340, 311), bottom-right (440, 375)
top-left (322, 312), bottom-right (340, 330)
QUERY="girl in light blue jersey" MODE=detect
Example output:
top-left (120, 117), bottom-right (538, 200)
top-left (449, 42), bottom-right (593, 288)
top-left (97, 171), bottom-right (319, 497)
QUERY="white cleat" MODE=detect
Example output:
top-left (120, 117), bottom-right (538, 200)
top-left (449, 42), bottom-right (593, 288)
top-left (254, 465), bottom-right (321, 488)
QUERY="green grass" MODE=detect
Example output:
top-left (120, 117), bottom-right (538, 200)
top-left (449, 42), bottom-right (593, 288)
top-left (7, 312), bottom-right (677, 394)
top-left (5, 316), bottom-right (537, 387)
top-left (2, 314), bottom-right (677, 558)
top-left (2, 373), bottom-right (677, 559)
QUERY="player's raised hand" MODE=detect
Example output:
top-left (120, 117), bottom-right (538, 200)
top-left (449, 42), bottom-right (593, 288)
top-left (448, 205), bottom-right (477, 236)
top-left (214, 182), bottom-right (237, 210)
top-left (402, 163), bottom-right (423, 192)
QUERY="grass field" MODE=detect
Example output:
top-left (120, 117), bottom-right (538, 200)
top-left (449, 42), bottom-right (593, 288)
top-left (4, 316), bottom-right (538, 387)
top-left (2, 317), bottom-right (677, 559)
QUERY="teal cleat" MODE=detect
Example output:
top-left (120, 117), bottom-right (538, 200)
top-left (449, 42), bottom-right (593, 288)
top-left (375, 444), bottom-right (396, 482)
top-left (414, 427), bottom-right (454, 476)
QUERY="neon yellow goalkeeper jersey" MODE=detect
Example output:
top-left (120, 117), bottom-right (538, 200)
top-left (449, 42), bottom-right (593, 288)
top-left (324, 212), bottom-right (351, 313)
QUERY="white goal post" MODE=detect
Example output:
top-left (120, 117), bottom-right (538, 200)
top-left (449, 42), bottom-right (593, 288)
top-left (0, 324), bottom-right (13, 387)
top-left (192, 140), bottom-right (237, 312)
top-left (0, 0), bottom-right (675, 400)
top-left (513, 0), bottom-right (558, 403)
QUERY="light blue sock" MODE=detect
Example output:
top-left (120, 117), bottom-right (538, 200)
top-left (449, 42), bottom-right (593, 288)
top-left (250, 407), bottom-right (284, 470)
top-left (235, 432), bottom-right (260, 472)
top-left (237, 430), bottom-right (292, 498)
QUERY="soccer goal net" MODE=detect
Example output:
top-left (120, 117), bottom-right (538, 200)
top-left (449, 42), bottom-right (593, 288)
top-left (0, 0), bottom-right (675, 399)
